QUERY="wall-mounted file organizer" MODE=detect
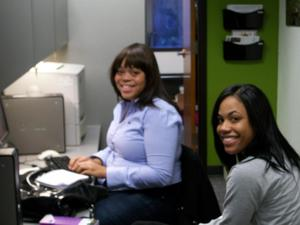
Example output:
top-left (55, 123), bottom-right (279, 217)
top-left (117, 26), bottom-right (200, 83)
top-left (223, 4), bottom-right (264, 60)
top-left (223, 5), bottom-right (264, 30)
top-left (223, 40), bottom-right (264, 60)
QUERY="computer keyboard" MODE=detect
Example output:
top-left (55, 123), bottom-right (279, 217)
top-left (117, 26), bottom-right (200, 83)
top-left (44, 155), bottom-right (71, 171)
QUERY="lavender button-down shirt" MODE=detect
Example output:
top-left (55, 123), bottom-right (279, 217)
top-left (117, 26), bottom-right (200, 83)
top-left (93, 98), bottom-right (183, 191)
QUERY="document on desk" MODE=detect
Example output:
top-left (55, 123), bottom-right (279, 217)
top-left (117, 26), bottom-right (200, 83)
top-left (35, 169), bottom-right (89, 189)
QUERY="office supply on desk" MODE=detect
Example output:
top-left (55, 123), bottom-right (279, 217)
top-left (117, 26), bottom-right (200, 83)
top-left (20, 166), bottom-right (41, 176)
top-left (21, 176), bottom-right (107, 223)
top-left (18, 125), bottom-right (102, 223)
top-left (35, 169), bottom-right (89, 189)
top-left (39, 214), bottom-right (99, 225)
top-left (20, 170), bottom-right (86, 222)
top-left (44, 155), bottom-right (71, 171)
top-left (38, 149), bottom-right (61, 160)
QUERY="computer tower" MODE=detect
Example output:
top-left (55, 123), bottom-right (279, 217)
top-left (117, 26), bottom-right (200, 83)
top-left (2, 94), bottom-right (65, 154)
top-left (0, 147), bottom-right (22, 225)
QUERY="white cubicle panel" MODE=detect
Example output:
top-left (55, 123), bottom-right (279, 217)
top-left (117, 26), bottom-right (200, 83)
top-left (154, 51), bottom-right (184, 74)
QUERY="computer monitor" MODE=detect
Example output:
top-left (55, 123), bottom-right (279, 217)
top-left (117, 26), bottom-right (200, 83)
top-left (0, 98), bottom-right (8, 147)
top-left (2, 95), bottom-right (66, 154)
top-left (0, 147), bottom-right (22, 225)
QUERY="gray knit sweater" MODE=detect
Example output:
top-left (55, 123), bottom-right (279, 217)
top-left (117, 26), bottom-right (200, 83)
top-left (200, 157), bottom-right (300, 225)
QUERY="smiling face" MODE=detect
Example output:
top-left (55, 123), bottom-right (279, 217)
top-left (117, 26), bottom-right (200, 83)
top-left (216, 96), bottom-right (254, 155)
top-left (114, 60), bottom-right (146, 100)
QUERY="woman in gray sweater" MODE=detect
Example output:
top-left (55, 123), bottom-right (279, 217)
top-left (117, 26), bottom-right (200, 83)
top-left (132, 84), bottom-right (300, 225)
top-left (203, 84), bottom-right (300, 225)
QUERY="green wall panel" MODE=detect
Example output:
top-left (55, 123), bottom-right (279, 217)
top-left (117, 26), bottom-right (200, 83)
top-left (206, 0), bottom-right (279, 166)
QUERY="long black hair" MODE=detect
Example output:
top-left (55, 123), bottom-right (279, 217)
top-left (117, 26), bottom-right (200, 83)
top-left (109, 43), bottom-right (176, 109)
top-left (212, 84), bottom-right (300, 172)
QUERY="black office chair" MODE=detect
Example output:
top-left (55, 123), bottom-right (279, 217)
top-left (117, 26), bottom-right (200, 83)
top-left (176, 145), bottom-right (221, 225)
top-left (132, 145), bottom-right (221, 225)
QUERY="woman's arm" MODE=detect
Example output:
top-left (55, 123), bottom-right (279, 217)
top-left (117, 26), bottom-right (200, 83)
top-left (68, 146), bottom-right (112, 177)
top-left (200, 163), bottom-right (262, 225)
top-left (92, 146), bottom-right (112, 166)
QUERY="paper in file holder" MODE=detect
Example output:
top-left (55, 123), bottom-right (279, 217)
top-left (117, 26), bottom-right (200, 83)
top-left (223, 26), bottom-right (263, 60)
top-left (223, 4), bottom-right (264, 30)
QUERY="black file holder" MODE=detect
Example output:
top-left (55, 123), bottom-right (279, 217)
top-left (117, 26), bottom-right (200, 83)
top-left (223, 9), bottom-right (264, 30)
top-left (223, 41), bottom-right (264, 60)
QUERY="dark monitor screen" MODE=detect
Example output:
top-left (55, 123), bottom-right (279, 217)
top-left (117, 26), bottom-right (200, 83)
top-left (0, 149), bottom-right (21, 225)
top-left (0, 99), bottom-right (8, 146)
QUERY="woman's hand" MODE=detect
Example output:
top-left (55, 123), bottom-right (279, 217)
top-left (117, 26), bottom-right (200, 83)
top-left (68, 156), bottom-right (106, 178)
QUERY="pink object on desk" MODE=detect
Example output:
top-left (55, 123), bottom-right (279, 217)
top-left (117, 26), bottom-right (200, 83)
top-left (39, 214), bottom-right (99, 225)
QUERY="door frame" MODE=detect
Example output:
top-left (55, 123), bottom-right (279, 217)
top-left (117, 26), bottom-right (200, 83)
top-left (196, 0), bottom-right (207, 170)
top-left (182, 0), bottom-right (207, 169)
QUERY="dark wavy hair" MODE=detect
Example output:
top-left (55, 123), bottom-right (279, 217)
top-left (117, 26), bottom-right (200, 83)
top-left (109, 43), bottom-right (175, 108)
top-left (212, 84), bottom-right (300, 172)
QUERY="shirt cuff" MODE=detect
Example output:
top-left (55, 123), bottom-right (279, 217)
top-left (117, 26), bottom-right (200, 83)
top-left (106, 166), bottom-right (128, 189)
top-left (89, 155), bottom-right (103, 165)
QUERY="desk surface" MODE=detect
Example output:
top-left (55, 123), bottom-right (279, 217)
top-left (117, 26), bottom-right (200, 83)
top-left (21, 125), bottom-right (101, 225)
top-left (66, 124), bottom-right (101, 156)
top-left (19, 125), bottom-right (101, 170)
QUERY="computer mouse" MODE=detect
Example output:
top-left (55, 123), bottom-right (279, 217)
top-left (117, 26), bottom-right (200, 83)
top-left (38, 149), bottom-right (61, 160)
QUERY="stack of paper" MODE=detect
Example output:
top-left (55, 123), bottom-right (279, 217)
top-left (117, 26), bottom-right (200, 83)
top-left (36, 169), bottom-right (89, 189)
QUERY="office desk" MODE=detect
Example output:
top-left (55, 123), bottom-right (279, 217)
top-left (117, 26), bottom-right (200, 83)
top-left (19, 125), bottom-right (101, 170)
top-left (21, 125), bottom-right (101, 225)
top-left (66, 124), bottom-right (101, 156)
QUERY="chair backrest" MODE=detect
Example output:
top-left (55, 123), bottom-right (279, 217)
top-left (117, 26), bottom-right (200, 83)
top-left (177, 145), bottom-right (221, 225)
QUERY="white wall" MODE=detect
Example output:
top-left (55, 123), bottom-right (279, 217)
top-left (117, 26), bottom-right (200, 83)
top-left (49, 0), bottom-right (145, 147)
top-left (277, 0), bottom-right (300, 154)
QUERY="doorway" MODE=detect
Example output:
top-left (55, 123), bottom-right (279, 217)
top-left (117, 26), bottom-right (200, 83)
top-left (146, 0), bottom-right (207, 168)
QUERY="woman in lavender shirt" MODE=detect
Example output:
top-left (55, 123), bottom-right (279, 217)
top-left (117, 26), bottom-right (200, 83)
top-left (69, 43), bottom-right (183, 225)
